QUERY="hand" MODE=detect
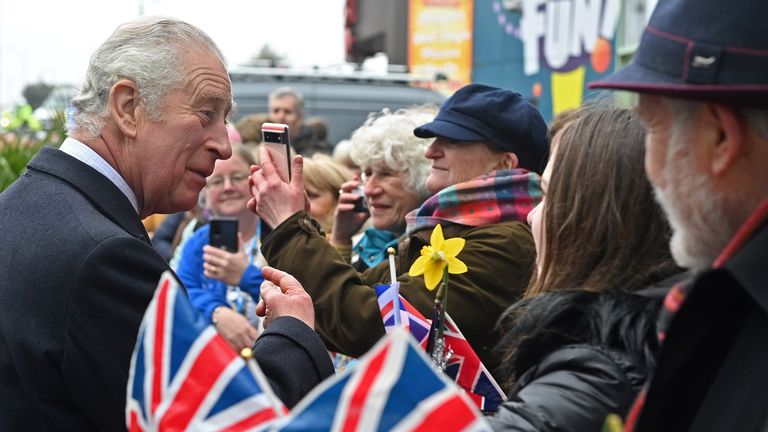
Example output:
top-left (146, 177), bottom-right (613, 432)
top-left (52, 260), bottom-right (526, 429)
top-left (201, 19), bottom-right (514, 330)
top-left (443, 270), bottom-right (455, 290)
top-left (202, 233), bottom-right (249, 286)
top-left (330, 178), bottom-right (370, 246)
top-left (247, 147), bottom-right (308, 228)
top-left (213, 306), bottom-right (260, 351)
top-left (255, 266), bottom-right (314, 330)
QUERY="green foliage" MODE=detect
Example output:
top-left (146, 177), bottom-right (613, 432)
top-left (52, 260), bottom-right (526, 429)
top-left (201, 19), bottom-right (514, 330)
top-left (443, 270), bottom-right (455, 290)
top-left (0, 139), bottom-right (43, 191)
top-left (0, 109), bottom-right (67, 192)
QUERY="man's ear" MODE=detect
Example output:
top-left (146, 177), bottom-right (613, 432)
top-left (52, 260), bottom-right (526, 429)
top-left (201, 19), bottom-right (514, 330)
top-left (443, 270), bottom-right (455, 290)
top-left (109, 79), bottom-right (140, 140)
top-left (500, 152), bottom-right (519, 170)
top-left (708, 103), bottom-right (746, 177)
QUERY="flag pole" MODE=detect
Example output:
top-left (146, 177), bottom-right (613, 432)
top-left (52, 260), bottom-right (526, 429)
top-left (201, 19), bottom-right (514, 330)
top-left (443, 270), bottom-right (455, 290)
top-left (387, 247), bottom-right (402, 327)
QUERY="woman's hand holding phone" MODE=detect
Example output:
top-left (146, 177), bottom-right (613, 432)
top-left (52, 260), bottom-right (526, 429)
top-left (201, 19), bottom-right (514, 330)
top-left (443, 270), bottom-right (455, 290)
top-left (247, 146), bottom-right (307, 228)
top-left (203, 233), bottom-right (249, 286)
top-left (331, 178), bottom-right (370, 246)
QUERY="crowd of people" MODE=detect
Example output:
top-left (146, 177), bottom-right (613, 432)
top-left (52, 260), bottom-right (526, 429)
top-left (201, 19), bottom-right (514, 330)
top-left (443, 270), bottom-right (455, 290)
top-left (1, 0), bottom-right (767, 429)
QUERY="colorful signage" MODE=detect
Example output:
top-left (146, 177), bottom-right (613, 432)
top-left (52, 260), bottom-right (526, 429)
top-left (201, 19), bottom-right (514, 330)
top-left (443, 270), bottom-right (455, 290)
top-left (409, 0), bottom-right (475, 94)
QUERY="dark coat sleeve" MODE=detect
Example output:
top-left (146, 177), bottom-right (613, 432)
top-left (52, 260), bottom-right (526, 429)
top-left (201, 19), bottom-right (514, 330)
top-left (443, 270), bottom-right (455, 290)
top-left (487, 345), bottom-right (640, 432)
top-left (253, 316), bottom-right (335, 408)
top-left (63, 236), bottom-right (168, 431)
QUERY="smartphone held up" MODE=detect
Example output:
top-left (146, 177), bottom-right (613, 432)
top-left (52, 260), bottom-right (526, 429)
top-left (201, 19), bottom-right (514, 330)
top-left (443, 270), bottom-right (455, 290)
top-left (351, 185), bottom-right (369, 214)
top-left (261, 122), bottom-right (292, 182)
top-left (209, 217), bottom-right (238, 252)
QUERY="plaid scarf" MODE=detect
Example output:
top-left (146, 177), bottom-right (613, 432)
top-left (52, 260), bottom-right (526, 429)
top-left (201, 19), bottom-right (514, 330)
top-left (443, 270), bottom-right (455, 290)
top-left (405, 168), bottom-right (541, 235)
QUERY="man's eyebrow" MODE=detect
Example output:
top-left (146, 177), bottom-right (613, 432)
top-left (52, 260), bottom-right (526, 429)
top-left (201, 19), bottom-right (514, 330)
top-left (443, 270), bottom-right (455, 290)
top-left (226, 101), bottom-right (238, 122)
top-left (195, 89), bottom-right (234, 113)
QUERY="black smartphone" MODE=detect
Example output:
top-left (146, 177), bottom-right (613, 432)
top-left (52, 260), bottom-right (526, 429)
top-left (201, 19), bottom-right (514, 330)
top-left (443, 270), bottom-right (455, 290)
top-left (351, 185), bottom-right (369, 214)
top-left (209, 217), bottom-right (238, 252)
top-left (261, 122), bottom-right (291, 182)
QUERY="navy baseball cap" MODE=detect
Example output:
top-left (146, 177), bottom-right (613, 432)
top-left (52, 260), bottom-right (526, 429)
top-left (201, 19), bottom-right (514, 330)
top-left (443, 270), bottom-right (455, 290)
top-left (414, 84), bottom-right (549, 174)
top-left (590, 0), bottom-right (768, 107)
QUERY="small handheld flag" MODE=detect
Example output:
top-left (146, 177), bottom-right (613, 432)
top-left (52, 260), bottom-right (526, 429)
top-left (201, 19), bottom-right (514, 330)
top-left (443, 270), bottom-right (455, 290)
top-left (126, 272), bottom-right (286, 431)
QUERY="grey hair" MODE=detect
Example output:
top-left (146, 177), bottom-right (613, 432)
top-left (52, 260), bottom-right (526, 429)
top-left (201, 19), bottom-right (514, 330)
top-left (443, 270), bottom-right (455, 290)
top-left (666, 98), bottom-right (768, 142)
top-left (269, 86), bottom-right (305, 116)
top-left (69, 16), bottom-right (226, 138)
top-left (661, 97), bottom-right (768, 271)
top-left (349, 107), bottom-right (436, 201)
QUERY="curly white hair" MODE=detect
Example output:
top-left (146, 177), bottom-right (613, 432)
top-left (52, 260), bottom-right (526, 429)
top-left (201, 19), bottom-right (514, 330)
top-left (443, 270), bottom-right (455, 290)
top-left (349, 106), bottom-right (436, 201)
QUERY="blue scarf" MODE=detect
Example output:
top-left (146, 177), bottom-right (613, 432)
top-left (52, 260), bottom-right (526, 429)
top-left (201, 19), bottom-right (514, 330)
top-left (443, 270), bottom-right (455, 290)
top-left (353, 227), bottom-right (400, 269)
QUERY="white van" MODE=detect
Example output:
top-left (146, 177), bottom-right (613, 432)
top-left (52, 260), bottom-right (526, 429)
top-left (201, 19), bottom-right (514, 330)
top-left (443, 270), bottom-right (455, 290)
top-left (230, 67), bottom-right (445, 145)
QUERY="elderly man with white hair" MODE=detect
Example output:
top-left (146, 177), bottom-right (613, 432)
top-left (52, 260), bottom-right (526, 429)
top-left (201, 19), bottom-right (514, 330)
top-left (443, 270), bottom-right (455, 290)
top-left (591, 0), bottom-right (768, 430)
top-left (0, 17), bottom-right (332, 431)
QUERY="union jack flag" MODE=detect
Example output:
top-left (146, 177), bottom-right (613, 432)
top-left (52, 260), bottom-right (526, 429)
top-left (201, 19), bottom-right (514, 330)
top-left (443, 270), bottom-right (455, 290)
top-left (126, 272), bottom-right (287, 431)
top-left (375, 284), bottom-right (430, 346)
top-left (374, 285), bottom-right (506, 413)
top-left (277, 328), bottom-right (491, 431)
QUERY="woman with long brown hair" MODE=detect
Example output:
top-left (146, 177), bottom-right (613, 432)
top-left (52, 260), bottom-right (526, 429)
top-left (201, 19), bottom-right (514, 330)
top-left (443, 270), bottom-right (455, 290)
top-left (488, 103), bottom-right (682, 430)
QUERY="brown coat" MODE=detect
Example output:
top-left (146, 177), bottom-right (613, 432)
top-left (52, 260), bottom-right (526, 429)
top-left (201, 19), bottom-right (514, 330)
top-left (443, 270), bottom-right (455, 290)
top-left (261, 211), bottom-right (536, 372)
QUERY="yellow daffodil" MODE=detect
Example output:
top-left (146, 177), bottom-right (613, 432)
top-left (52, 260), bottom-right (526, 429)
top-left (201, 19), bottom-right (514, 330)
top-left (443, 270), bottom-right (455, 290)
top-left (408, 224), bottom-right (468, 290)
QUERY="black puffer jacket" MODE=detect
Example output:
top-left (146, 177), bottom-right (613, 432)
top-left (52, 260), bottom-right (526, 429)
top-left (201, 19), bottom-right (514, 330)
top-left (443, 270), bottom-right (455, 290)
top-left (488, 289), bottom-right (667, 431)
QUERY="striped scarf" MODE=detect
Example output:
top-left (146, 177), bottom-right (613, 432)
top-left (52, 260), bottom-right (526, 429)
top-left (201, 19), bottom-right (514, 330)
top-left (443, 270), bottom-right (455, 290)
top-left (405, 168), bottom-right (541, 235)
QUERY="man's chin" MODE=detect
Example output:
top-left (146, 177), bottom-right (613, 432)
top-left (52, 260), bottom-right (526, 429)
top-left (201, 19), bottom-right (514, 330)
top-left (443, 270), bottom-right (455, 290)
top-left (654, 181), bottom-right (734, 272)
top-left (668, 230), bottom-right (710, 272)
top-left (166, 192), bottom-right (201, 214)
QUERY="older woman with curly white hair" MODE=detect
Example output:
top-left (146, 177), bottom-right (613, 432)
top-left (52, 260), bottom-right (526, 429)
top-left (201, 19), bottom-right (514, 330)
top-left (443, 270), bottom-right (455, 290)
top-left (330, 107), bottom-right (435, 271)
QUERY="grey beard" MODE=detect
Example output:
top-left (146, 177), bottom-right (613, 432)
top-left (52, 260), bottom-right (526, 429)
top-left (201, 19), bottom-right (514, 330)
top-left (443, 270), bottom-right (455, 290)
top-left (653, 151), bottom-right (737, 272)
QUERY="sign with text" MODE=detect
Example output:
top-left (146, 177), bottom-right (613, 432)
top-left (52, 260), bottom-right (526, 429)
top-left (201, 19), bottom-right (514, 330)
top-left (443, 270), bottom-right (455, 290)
top-left (408, 0), bottom-right (474, 93)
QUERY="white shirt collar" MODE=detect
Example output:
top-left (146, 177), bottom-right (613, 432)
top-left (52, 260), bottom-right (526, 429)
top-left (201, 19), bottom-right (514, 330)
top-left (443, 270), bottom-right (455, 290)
top-left (59, 137), bottom-right (140, 215)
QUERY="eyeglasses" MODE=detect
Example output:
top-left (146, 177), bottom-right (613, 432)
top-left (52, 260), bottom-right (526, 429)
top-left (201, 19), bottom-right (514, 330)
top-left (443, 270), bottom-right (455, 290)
top-left (206, 172), bottom-right (250, 189)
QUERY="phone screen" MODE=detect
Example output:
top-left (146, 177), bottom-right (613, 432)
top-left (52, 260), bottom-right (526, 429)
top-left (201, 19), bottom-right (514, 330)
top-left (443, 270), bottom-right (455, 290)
top-left (209, 217), bottom-right (239, 252)
top-left (261, 122), bottom-right (291, 182)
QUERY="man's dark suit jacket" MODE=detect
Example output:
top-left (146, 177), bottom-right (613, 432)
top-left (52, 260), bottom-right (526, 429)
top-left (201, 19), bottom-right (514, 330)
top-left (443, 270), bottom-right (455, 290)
top-left (0, 147), bottom-right (333, 431)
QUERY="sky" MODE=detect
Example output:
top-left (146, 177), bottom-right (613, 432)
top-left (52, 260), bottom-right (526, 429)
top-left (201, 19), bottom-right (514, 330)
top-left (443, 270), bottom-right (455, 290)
top-left (0, 0), bottom-right (346, 107)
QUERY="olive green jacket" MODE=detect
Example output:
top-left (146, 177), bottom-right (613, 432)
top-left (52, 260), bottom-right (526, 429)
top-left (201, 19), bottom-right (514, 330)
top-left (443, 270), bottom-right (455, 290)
top-left (261, 211), bottom-right (536, 373)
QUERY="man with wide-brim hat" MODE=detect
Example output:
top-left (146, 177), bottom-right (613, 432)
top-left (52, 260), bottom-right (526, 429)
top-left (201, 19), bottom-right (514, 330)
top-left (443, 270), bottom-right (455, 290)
top-left (590, 0), bottom-right (768, 430)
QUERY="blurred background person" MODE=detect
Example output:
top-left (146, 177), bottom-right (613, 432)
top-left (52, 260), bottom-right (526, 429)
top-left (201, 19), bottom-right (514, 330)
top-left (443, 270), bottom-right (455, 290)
top-left (331, 108), bottom-right (434, 271)
top-left (235, 112), bottom-right (270, 157)
top-left (176, 144), bottom-right (266, 351)
top-left (151, 210), bottom-right (188, 262)
top-left (489, 104), bottom-right (681, 430)
top-left (302, 153), bottom-right (353, 234)
top-left (305, 116), bottom-right (329, 144)
top-left (331, 139), bottom-right (360, 177)
top-left (268, 86), bottom-right (332, 156)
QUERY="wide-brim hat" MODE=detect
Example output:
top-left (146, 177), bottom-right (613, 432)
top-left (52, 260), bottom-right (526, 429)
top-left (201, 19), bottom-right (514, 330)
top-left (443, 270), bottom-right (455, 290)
top-left (590, 0), bottom-right (768, 107)
top-left (414, 83), bottom-right (549, 174)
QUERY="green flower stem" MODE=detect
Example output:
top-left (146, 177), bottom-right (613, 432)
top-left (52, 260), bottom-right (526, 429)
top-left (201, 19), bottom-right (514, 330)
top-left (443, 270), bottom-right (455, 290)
top-left (436, 267), bottom-right (449, 342)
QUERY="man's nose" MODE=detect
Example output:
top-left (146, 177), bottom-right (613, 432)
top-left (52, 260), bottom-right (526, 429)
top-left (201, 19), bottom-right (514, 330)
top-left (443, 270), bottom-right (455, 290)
top-left (211, 124), bottom-right (232, 160)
